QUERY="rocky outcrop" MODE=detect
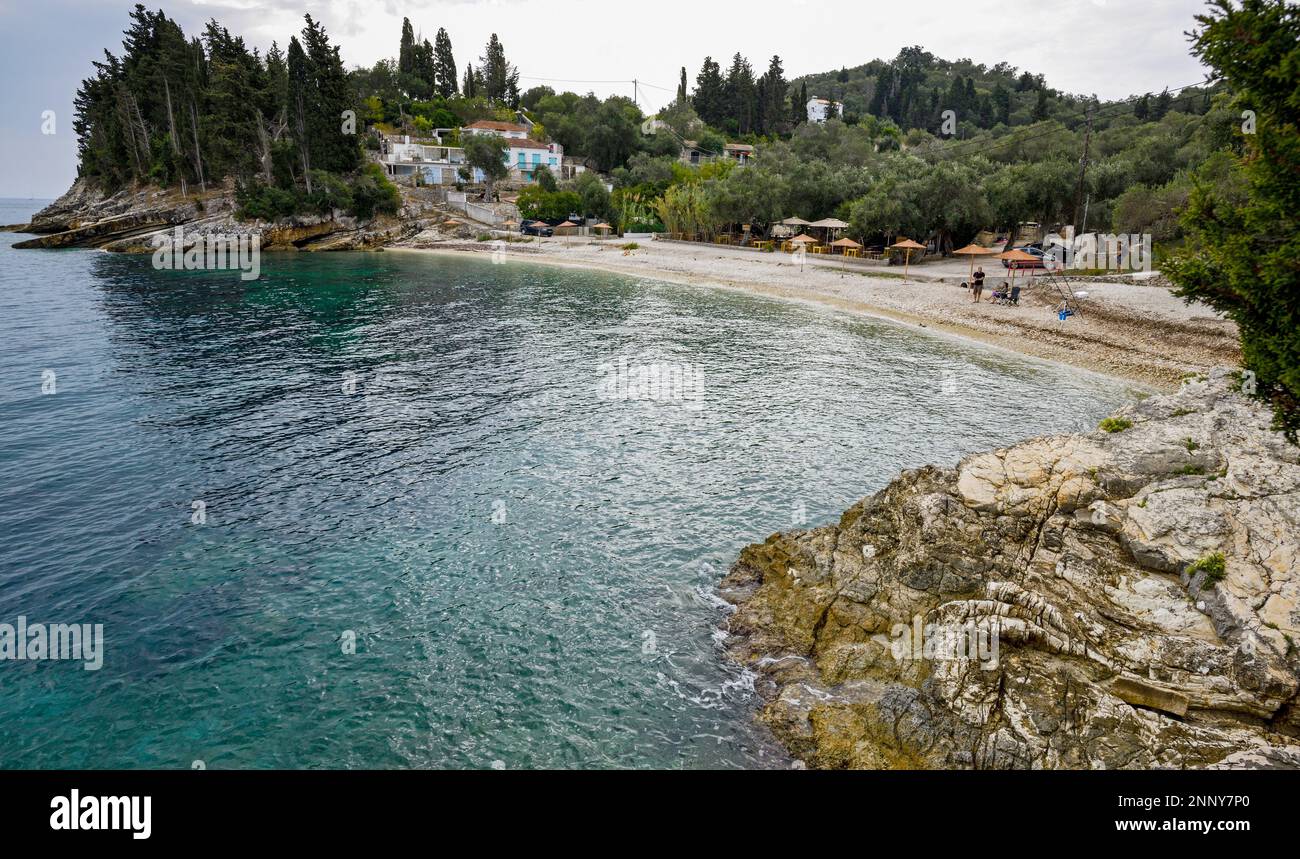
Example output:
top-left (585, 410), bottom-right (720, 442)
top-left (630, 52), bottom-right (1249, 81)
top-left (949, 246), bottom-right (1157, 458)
top-left (11, 180), bottom-right (226, 248)
top-left (722, 368), bottom-right (1300, 769)
top-left (10, 179), bottom-right (446, 252)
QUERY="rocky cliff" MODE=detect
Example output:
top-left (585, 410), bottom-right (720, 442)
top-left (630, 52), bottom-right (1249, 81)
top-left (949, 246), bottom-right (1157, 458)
top-left (8, 178), bottom-right (456, 252)
top-left (721, 368), bottom-right (1300, 769)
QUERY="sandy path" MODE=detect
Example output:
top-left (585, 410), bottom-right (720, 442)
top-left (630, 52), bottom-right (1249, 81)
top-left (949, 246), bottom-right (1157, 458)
top-left (392, 235), bottom-right (1239, 390)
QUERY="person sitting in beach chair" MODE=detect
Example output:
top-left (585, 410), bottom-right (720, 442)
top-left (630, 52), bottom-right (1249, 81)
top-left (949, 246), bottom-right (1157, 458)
top-left (992, 284), bottom-right (1021, 306)
top-left (990, 282), bottom-right (1010, 303)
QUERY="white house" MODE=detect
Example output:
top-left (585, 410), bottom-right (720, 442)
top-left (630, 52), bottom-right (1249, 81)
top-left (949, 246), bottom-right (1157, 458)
top-left (376, 135), bottom-right (466, 185)
top-left (806, 97), bottom-right (843, 123)
top-left (503, 138), bottom-right (564, 182)
top-left (461, 120), bottom-right (570, 183)
top-left (461, 120), bottom-right (530, 140)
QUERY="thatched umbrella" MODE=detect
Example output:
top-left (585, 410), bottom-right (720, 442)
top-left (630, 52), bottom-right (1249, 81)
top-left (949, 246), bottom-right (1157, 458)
top-left (890, 238), bottom-right (926, 277)
top-left (809, 217), bottom-right (850, 244)
top-left (556, 220), bottom-right (578, 246)
top-left (953, 242), bottom-right (995, 281)
top-left (788, 233), bottom-right (818, 254)
top-left (830, 236), bottom-right (863, 273)
top-left (998, 248), bottom-right (1039, 294)
top-left (592, 222), bottom-right (614, 240)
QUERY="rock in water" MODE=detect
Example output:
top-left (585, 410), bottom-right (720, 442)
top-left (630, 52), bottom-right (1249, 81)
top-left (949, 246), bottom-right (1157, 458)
top-left (720, 368), bottom-right (1300, 769)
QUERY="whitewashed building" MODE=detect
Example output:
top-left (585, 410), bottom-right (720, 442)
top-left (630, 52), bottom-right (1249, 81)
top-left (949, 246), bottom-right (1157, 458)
top-left (806, 97), bottom-right (843, 123)
top-left (376, 135), bottom-right (466, 185)
top-left (460, 120), bottom-right (569, 182)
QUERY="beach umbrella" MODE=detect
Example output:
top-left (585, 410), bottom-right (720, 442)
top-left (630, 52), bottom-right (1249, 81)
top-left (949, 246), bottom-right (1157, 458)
top-left (592, 222), bottom-right (614, 239)
top-left (789, 233), bottom-right (818, 254)
top-left (809, 217), bottom-right (850, 244)
top-left (999, 248), bottom-right (1039, 294)
top-left (830, 237), bottom-right (862, 256)
top-left (781, 217), bottom-right (810, 226)
top-left (953, 242), bottom-right (994, 281)
top-left (830, 236), bottom-right (863, 274)
top-left (556, 220), bottom-right (578, 246)
top-left (890, 238), bottom-right (926, 277)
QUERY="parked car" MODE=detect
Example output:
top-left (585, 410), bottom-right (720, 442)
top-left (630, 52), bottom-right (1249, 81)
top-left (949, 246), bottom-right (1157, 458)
top-left (521, 221), bottom-right (553, 237)
top-left (1002, 245), bottom-right (1056, 270)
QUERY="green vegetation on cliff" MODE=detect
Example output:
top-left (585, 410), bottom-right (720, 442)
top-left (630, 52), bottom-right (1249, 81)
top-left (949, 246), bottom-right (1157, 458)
top-left (1165, 0), bottom-right (1300, 438)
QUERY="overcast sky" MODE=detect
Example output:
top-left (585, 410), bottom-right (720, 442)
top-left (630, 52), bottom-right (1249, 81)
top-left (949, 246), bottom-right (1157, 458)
top-left (0, 0), bottom-right (1211, 199)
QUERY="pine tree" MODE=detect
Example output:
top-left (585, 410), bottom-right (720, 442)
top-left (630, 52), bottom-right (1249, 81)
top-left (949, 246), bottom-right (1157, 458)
top-left (433, 28), bottom-right (457, 98)
top-left (992, 81), bottom-right (1011, 126)
top-left (692, 57), bottom-right (726, 127)
top-left (480, 34), bottom-right (517, 104)
top-left (1165, 0), bottom-right (1300, 436)
top-left (1134, 93), bottom-right (1150, 120)
top-left (724, 54), bottom-right (756, 134)
top-left (412, 37), bottom-right (435, 98)
top-left (286, 35), bottom-right (313, 191)
top-left (398, 18), bottom-right (415, 78)
top-left (764, 55), bottom-right (787, 135)
top-left (300, 14), bottom-right (359, 173)
top-left (1152, 88), bottom-right (1173, 119)
top-left (1032, 87), bottom-right (1049, 121)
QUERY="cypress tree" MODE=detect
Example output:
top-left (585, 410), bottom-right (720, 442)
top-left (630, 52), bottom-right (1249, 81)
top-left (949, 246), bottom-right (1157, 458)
top-left (433, 28), bottom-right (458, 98)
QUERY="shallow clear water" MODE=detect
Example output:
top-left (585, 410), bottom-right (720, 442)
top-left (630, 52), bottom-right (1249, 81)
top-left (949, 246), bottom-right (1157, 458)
top-left (0, 198), bottom-right (1137, 768)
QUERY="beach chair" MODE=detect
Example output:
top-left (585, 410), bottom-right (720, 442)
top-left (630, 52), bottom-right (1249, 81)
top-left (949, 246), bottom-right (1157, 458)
top-left (994, 285), bottom-right (1021, 306)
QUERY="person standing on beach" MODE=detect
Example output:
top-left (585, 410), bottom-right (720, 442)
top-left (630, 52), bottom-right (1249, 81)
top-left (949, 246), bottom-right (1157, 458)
top-left (972, 267), bottom-right (985, 303)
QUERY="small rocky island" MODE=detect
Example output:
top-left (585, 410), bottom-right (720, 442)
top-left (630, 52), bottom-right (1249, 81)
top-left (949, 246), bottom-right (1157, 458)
top-left (722, 368), bottom-right (1300, 768)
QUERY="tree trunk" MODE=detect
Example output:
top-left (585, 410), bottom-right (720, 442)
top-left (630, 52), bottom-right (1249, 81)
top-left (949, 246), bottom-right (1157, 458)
top-left (164, 78), bottom-right (186, 196)
top-left (188, 99), bottom-right (206, 193)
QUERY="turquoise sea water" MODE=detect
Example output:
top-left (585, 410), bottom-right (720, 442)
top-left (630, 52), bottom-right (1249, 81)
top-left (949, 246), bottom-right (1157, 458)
top-left (0, 198), bottom-right (1137, 768)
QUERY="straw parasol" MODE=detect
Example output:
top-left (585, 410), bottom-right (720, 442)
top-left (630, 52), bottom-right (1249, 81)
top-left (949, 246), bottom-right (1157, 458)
top-left (830, 237), bottom-right (862, 253)
top-left (592, 222), bottom-right (614, 239)
top-left (998, 248), bottom-right (1039, 293)
top-left (809, 217), bottom-right (850, 245)
top-left (890, 238), bottom-right (926, 277)
top-left (789, 233), bottom-right (818, 253)
top-left (953, 242), bottom-right (994, 281)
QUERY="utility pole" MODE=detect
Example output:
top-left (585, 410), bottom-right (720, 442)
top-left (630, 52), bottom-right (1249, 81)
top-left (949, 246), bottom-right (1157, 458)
top-left (1073, 104), bottom-right (1094, 232)
top-left (633, 78), bottom-right (638, 108)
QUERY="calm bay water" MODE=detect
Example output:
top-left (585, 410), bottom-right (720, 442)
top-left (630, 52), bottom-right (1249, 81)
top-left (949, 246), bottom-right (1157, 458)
top-left (0, 198), bottom-right (1137, 768)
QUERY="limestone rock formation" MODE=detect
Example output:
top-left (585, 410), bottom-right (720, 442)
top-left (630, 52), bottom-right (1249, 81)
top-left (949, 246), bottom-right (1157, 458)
top-left (10, 179), bottom-right (432, 252)
top-left (721, 368), bottom-right (1300, 768)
